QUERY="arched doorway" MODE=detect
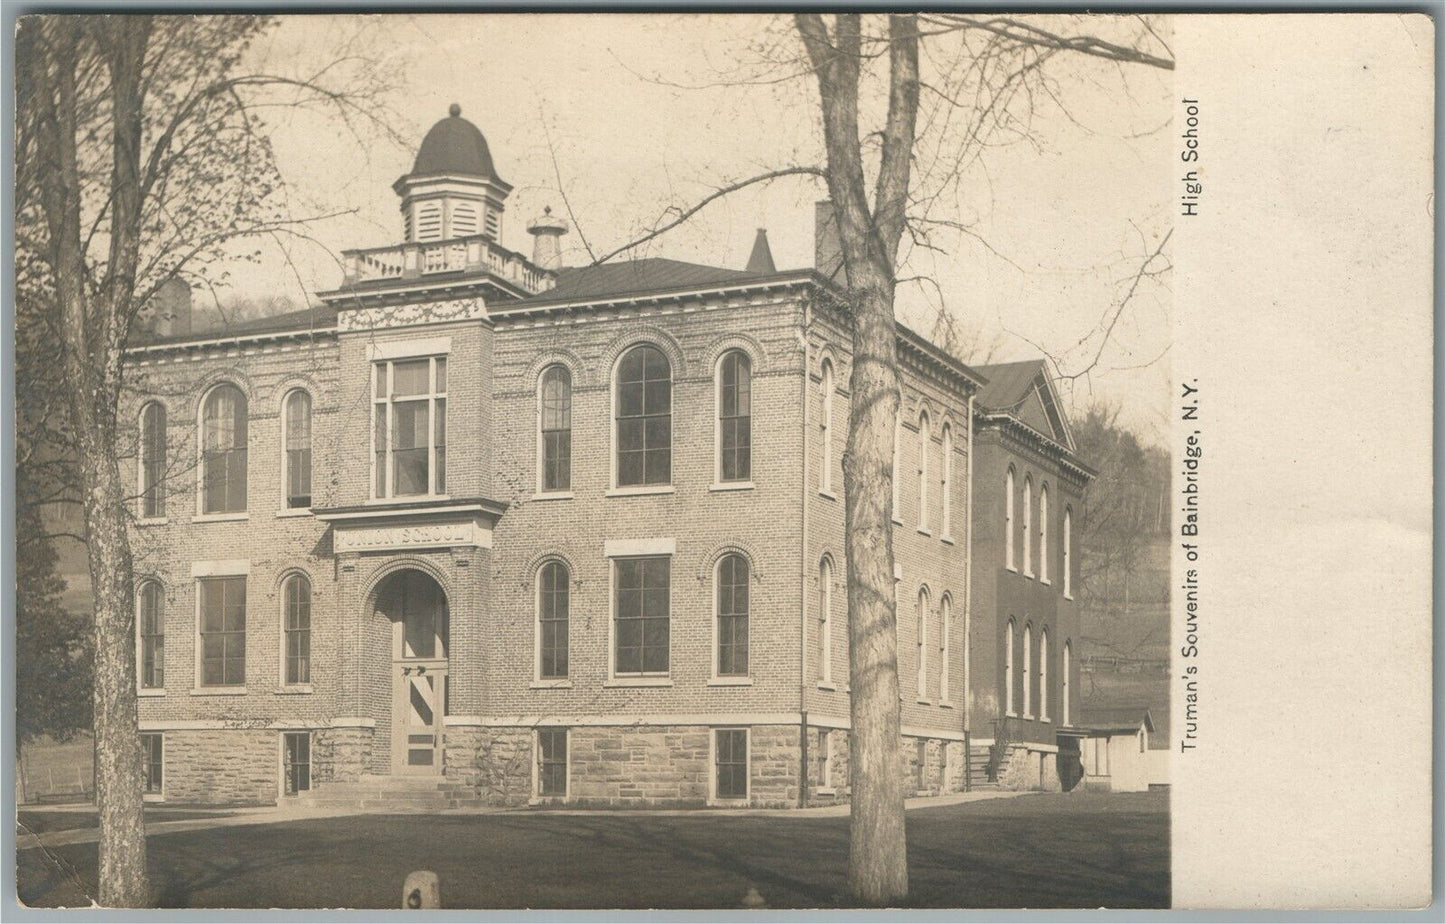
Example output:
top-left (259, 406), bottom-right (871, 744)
top-left (374, 569), bottom-right (449, 775)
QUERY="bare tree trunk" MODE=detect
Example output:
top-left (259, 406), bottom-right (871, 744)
top-left (797, 12), bottom-right (917, 904)
top-left (26, 15), bottom-right (152, 906)
top-left (76, 437), bottom-right (147, 907)
top-left (842, 272), bottom-right (909, 904)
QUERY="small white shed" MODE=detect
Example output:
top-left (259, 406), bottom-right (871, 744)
top-left (1079, 707), bottom-right (1169, 792)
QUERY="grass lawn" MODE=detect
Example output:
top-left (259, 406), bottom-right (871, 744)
top-left (18, 790), bottom-right (1168, 909)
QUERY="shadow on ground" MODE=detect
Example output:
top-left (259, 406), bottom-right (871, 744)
top-left (18, 790), bottom-right (1168, 909)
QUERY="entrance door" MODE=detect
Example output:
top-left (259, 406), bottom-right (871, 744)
top-left (395, 661), bottom-right (447, 774)
top-left (383, 571), bottom-right (449, 775)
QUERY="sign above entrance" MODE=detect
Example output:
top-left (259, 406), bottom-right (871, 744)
top-left (332, 516), bottom-right (493, 554)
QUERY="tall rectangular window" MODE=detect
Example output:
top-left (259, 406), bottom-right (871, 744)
top-left (283, 732), bottom-right (311, 794)
top-left (140, 402), bottom-right (166, 518)
top-left (538, 728), bottom-right (568, 797)
top-left (373, 356), bottom-right (447, 498)
top-left (718, 351), bottom-right (751, 482)
top-left (614, 558), bottom-right (669, 675)
top-left (138, 582), bottom-right (164, 689)
top-left (283, 390), bottom-right (312, 509)
top-left (538, 561), bottom-right (570, 679)
top-left (715, 554), bottom-right (749, 676)
top-left (199, 576), bottom-right (246, 687)
top-left (283, 574), bottom-right (311, 686)
top-left (540, 366), bottom-right (572, 492)
top-left (141, 733), bottom-right (163, 795)
top-left (715, 728), bottom-right (748, 800)
top-left (200, 385), bottom-right (247, 514)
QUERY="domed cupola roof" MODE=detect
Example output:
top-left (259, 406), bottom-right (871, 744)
top-left (408, 103), bottom-right (503, 183)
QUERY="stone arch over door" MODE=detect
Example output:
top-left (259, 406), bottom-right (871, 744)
top-left (372, 568), bottom-right (451, 775)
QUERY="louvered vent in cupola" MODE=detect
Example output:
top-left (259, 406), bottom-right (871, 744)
top-left (452, 202), bottom-right (478, 237)
top-left (416, 202), bottom-right (443, 242)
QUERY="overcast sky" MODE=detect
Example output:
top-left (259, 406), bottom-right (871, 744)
top-left (236, 13), bottom-right (1174, 440)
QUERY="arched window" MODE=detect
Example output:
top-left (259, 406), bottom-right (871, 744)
top-left (538, 561), bottom-right (570, 679)
top-left (717, 351), bottom-right (752, 483)
top-left (1038, 484), bottom-right (1050, 584)
top-left (1063, 507), bottom-right (1073, 599)
top-left (1022, 477), bottom-right (1034, 577)
top-left (917, 411), bottom-right (930, 531)
top-left (282, 574), bottom-right (311, 686)
top-left (891, 411), bottom-right (902, 521)
top-left (616, 345), bottom-right (672, 487)
top-left (1039, 627), bottom-right (1050, 721)
top-left (200, 384), bottom-right (247, 514)
top-left (940, 424), bottom-right (953, 538)
top-left (716, 554), bottom-right (750, 677)
top-left (140, 402), bottom-right (166, 518)
top-left (1004, 468), bottom-right (1016, 570)
top-left (1062, 641), bottom-right (1072, 725)
top-left (819, 360), bottom-right (834, 495)
top-left (1022, 624), bottom-right (1033, 718)
top-left (539, 366), bottom-right (572, 493)
top-left (939, 593), bottom-right (951, 702)
top-left (283, 390), bottom-right (312, 509)
top-left (818, 555), bottom-right (834, 683)
top-left (916, 587), bottom-right (930, 699)
top-left (137, 581), bottom-right (164, 689)
top-left (1004, 619), bottom-right (1016, 716)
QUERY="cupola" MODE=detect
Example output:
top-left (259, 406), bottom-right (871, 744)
top-left (392, 104), bottom-right (513, 244)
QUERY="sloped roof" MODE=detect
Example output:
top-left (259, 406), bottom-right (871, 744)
top-left (974, 359), bottom-right (1047, 412)
top-left (1080, 704), bottom-right (1170, 747)
top-left (974, 358), bottom-right (1075, 452)
top-left (131, 305), bottom-right (338, 347)
top-left (409, 105), bottom-right (499, 181)
top-left (501, 257), bottom-right (767, 309)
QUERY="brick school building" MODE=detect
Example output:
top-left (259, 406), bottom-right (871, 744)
top-left (123, 106), bottom-right (1092, 808)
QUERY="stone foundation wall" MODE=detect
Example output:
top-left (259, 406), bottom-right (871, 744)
top-left (997, 743), bottom-right (1063, 792)
top-left (315, 725), bottom-right (373, 784)
top-left (156, 729), bottom-right (278, 805)
top-left (444, 725), bottom-right (532, 806)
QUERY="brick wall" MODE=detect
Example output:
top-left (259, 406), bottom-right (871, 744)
top-left (969, 427), bottom-right (1086, 746)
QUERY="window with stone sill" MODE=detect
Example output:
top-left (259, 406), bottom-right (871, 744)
top-left (539, 365), bottom-right (572, 493)
top-left (283, 390), bottom-right (312, 509)
top-left (138, 581), bottom-right (164, 690)
top-left (372, 356), bottom-right (447, 499)
top-left (615, 345), bottom-right (671, 488)
top-left (614, 557), bottom-right (669, 676)
top-left (198, 576), bottom-right (246, 687)
top-left (715, 554), bottom-right (749, 677)
top-left (140, 402), bottom-right (166, 518)
top-left (283, 574), bottom-right (311, 686)
top-left (538, 561), bottom-right (570, 680)
top-left (200, 385), bottom-right (247, 515)
top-left (717, 351), bottom-right (751, 483)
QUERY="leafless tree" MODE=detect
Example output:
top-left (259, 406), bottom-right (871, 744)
top-left (590, 13), bottom-right (1172, 903)
top-left (15, 15), bottom-right (396, 905)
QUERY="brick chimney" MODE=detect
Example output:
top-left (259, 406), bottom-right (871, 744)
top-left (144, 277), bottom-right (193, 338)
top-left (814, 200), bottom-right (847, 286)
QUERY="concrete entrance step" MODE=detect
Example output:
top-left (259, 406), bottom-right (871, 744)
top-left (292, 774), bottom-right (481, 813)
